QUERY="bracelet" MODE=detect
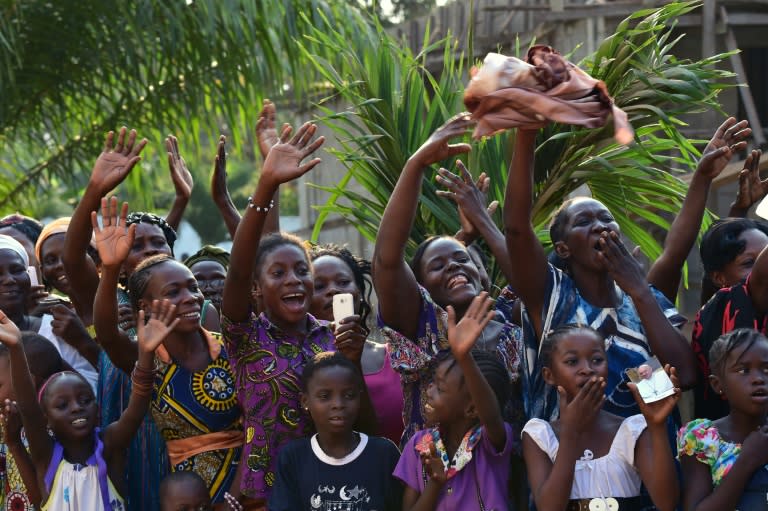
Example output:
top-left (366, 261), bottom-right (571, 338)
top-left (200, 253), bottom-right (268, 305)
top-left (247, 197), bottom-right (274, 212)
top-left (131, 363), bottom-right (155, 398)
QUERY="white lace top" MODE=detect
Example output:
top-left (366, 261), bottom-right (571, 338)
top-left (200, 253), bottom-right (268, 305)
top-left (522, 414), bottom-right (647, 498)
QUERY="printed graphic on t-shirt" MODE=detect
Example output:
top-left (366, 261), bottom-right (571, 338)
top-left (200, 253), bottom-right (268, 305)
top-left (310, 484), bottom-right (374, 510)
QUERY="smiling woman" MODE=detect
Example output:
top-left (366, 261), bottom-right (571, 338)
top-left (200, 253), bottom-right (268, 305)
top-left (372, 123), bottom-right (522, 446)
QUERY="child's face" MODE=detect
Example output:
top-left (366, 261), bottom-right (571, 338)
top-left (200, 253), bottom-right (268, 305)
top-left (717, 339), bottom-right (768, 416)
top-left (310, 255), bottom-right (361, 322)
top-left (302, 365), bottom-right (361, 435)
top-left (42, 374), bottom-right (97, 440)
top-left (255, 244), bottom-right (313, 330)
top-left (545, 333), bottom-right (608, 399)
top-left (140, 261), bottom-right (204, 333)
top-left (0, 356), bottom-right (14, 402)
top-left (161, 480), bottom-right (212, 511)
top-left (425, 358), bottom-right (470, 425)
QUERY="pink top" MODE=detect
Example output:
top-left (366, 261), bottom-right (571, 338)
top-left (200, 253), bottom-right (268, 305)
top-left (364, 344), bottom-right (405, 445)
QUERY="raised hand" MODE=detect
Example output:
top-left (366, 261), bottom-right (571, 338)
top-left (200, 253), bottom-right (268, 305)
top-left (0, 310), bottom-right (21, 347)
top-left (436, 160), bottom-right (498, 240)
top-left (697, 118), bottom-right (750, 180)
top-left (333, 315), bottom-right (367, 364)
top-left (91, 196), bottom-right (136, 269)
top-left (256, 99), bottom-right (283, 160)
top-left (260, 122), bottom-right (325, 189)
top-left (597, 231), bottom-right (648, 298)
top-left (89, 127), bottom-right (148, 195)
top-left (558, 376), bottom-right (606, 434)
top-left (411, 114), bottom-right (474, 168)
top-left (211, 135), bottom-right (230, 204)
top-left (447, 292), bottom-right (495, 361)
top-left (628, 364), bottom-right (681, 426)
top-left (136, 299), bottom-right (180, 355)
top-left (166, 135), bottom-right (194, 201)
top-left (732, 150), bottom-right (768, 214)
top-left (0, 399), bottom-right (23, 446)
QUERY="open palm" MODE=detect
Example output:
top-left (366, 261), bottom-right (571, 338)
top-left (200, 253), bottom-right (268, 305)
top-left (91, 196), bottom-right (135, 268)
top-left (90, 127), bottom-right (148, 195)
top-left (447, 292), bottom-right (495, 360)
top-left (136, 299), bottom-right (180, 354)
top-left (261, 122), bottom-right (325, 187)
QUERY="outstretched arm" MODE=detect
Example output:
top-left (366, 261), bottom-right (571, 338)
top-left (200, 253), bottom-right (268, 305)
top-left (0, 311), bottom-right (53, 468)
top-left (63, 128), bottom-right (147, 325)
top-left (503, 129), bottom-right (548, 338)
top-left (223, 123), bottom-right (324, 323)
top-left (447, 292), bottom-right (506, 449)
top-left (92, 197), bottom-right (139, 374)
top-left (164, 135), bottom-right (194, 232)
top-left (647, 118), bottom-right (750, 301)
top-left (373, 116), bottom-right (472, 340)
top-left (104, 300), bottom-right (179, 454)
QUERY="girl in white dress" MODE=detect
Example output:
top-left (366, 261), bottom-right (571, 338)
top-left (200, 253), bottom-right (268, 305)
top-left (522, 325), bottom-right (680, 511)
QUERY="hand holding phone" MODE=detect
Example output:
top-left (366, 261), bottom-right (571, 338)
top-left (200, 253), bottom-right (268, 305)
top-left (332, 293), bottom-right (355, 323)
top-left (26, 266), bottom-right (39, 287)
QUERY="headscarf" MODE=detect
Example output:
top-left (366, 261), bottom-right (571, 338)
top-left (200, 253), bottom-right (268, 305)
top-left (35, 217), bottom-right (71, 265)
top-left (183, 245), bottom-right (230, 270)
top-left (0, 234), bottom-right (30, 266)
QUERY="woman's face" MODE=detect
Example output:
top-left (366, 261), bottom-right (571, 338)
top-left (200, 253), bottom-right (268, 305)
top-left (256, 244), bottom-right (313, 332)
top-left (139, 261), bottom-right (205, 333)
top-left (556, 199), bottom-right (619, 272)
top-left (40, 234), bottom-right (70, 295)
top-left (310, 255), bottom-right (361, 322)
top-left (711, 228), bottom-right (768, 288)
top-left (418, 238), bottom-right (481, 310)
top-left (0, 249), bottom-right (30, 315)
top-left (123, 222), bottom-right (172, 277)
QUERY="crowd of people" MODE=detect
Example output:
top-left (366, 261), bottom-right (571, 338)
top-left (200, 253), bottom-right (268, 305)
top-left (0, 98), bottom-right (767, 511)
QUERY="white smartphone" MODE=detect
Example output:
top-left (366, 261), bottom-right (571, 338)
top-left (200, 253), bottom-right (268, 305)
top-left (332, 293), bottom-right (355, 323)
top-left (26, 266), bottom-right (39, 287)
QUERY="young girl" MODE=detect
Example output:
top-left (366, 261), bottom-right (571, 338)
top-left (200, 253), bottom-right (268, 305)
top-left (221, 121), bottom-right (342, 506)
top-left (309, 244), bottom-right (405, 444)
top-left (92, 197), bottom-right (242, 505)
top-left (679, 328), bottom-right (768, 510)
top-left (0, 299), bottom-right (178, 510)
top-left (394, 292), bottom-right (515, 510)
top-left (269, 351), bottom-right (402, 510)
top-left (522, 325), bottom-right (680, 511)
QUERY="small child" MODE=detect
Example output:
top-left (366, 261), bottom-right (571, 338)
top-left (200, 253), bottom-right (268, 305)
top-left (678, 328), bottom-right (768, 509)
top-left (394, 292), bottom-right (514, 510)
top-left (269, 351), bottom-right (402, 510)
top-left (522, 325), bottom-right (680, 511)
top-left (159, 472), bottom-right (212, 511)
top-left (0, 300), bottom-right (178, 510)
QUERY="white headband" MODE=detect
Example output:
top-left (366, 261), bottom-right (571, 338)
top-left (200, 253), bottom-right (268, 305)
top-left (0, 234), bottom-right (29, 267)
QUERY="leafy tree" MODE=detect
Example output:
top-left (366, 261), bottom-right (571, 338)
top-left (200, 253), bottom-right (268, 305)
top-left (301, 1), bottom-right (734, 288)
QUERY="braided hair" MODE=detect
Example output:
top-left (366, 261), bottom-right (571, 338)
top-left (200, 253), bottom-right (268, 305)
top-left (539, 324), bottom-right (605, 368)
top-left (125, 212), bottom-right (177, 253)
top-left (0, 214), bottom-right (43, 245)
top-left (709, 328), bottom-right (768, 378)
top-left (126, 254), bottom-right (176, 311)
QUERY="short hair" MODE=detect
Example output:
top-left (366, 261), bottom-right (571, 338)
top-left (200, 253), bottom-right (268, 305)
top-left (409, 235), bottom-right (458, 283)
top-left (539, 324), bottom-right (605, 368)
top-left (549, 198), bottom-right (580, 246)
top-left (310, 244), bottom-right (373, 327)
top-left (709, 328), bottom-right (768, 377)
top-left (700, 218), bottom-right (768, 275)
top-left (301, 351), bottom-right (365, 392)
top-left (125, 212), bottom-right (177, 253)
top-left (159, 471), bottom-right (209, 510)
top-left (21, 332), bottom-right (66, 381)
top-left (126, 254), bottom-right (177, 311)
top-left (253, 232), bottom-right (310, 278)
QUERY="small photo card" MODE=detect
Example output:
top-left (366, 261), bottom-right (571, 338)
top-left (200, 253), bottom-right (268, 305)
top-left (625, 356), bottom-right (674, 403)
